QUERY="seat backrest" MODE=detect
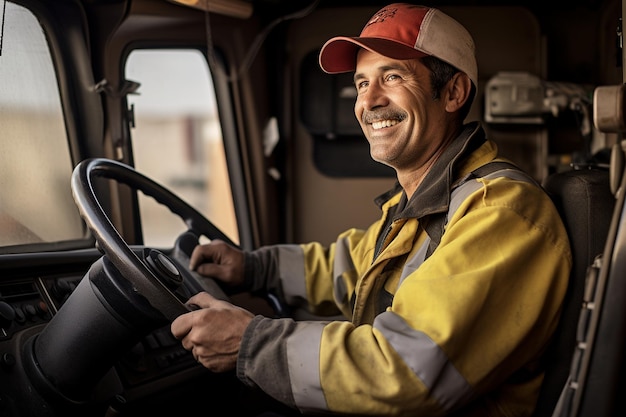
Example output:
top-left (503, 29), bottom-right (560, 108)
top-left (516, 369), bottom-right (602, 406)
top-left (532, 167), bottom-right (615, 417)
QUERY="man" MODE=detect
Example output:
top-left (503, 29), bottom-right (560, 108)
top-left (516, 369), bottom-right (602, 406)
top-left (171, 3), bottom-right (571, 416)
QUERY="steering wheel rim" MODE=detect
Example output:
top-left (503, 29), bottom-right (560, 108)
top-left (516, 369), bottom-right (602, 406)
top-left (71, 157), bottom-right (235, 320)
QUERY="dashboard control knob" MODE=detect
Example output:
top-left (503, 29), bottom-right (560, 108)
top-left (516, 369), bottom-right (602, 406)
top-left (22, 304), bottom-right (37, 319)
top-left (1, 353), bottom-right (15, 370)
top-left (51, 280), bottom-right (74, 301)
top-left (0, 302), bottom-right (15, 328)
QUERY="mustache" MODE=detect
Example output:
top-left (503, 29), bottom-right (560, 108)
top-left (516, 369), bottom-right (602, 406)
top-left (361, 110), bottom-right (407, 124)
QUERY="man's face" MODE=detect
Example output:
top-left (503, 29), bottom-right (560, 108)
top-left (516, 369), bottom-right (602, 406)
top-left (353, 49), bottom-right (450, 174)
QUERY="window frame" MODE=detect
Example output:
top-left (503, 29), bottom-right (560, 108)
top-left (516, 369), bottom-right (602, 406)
top-left (119, 45), bottom-right (254, 250)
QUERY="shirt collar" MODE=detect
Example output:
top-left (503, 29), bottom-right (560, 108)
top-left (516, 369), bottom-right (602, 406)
top-left (375, 121), bottom-right (487, 219)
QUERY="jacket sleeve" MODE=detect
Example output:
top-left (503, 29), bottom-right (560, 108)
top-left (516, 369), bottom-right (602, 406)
top-left (243, 227), bottom-right (375, 317)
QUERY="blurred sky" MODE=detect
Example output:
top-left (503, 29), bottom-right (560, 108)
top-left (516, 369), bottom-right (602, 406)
top-left (125, 49), bottom-right (217, 117)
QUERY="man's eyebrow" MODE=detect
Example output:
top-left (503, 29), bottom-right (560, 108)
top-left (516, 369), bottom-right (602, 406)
top-left (353, 72), bottom-right (365, 84)
top-left (353, 64), bottom-right (409, 83)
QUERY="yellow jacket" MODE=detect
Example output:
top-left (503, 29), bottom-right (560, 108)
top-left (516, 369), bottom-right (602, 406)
top-left (238, 123), bottom-right (572, 417)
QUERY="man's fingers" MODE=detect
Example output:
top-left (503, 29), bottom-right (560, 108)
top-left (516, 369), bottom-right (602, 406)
top-left (189, 243), bottom-right (215, 270)
top-left (185, 291), bottom-right (223, 309)
top-left (189, 239), bottom-right (228, 270)
top-left (171, 292), bottom-right (217, 339)
top-left (170, 312), bottom-right (193, 340)
top-left (193, 262), bottom-right (226, 279)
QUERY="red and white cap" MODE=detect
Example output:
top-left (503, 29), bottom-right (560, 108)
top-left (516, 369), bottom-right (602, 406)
top-left (319, 3), bottom-right (478, 86)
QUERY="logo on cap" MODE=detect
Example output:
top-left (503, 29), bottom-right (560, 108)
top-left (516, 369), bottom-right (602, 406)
top-left (365, 7), bottom-right (398, 27)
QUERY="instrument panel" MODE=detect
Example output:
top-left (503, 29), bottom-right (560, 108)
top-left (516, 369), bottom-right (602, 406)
top-left (0, 273), bottom-right (200, 391)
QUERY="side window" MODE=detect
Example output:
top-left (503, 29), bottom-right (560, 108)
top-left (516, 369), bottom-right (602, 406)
top-left (0, 2), bottom-right (85, 250)
top-left (125, 49), bottom-right (238, 246)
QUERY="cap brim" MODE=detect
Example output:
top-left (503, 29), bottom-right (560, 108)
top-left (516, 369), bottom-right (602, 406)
top-left (319, 36), bottom-right (427, 74)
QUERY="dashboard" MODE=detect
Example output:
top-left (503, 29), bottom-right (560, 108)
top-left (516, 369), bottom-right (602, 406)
top-left (0, 248), bottom-right (220, 416)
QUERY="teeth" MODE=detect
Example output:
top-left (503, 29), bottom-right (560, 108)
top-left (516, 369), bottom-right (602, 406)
top-left (372, 119), bottom-right (398, 130)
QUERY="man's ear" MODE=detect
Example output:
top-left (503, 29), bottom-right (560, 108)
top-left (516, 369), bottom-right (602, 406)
top-left (444, 72), bottom-right (472, 113)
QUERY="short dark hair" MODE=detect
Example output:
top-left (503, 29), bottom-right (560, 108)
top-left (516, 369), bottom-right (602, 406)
top-left (420, 55), bottom-right (476, 121)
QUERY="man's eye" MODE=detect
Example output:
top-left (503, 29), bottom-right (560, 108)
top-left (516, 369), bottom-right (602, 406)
top-left (356, 81), bottom-right (368, 90)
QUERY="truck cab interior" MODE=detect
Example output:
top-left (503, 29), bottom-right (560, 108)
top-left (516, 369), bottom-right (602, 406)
top-left (0, 0), bottom-right (625, 416)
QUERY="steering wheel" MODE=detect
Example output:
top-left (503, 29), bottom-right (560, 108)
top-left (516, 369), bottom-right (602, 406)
top-left (70, 157), bottom-right (236, 321)
top-left (21, 157), bottom-right (240, 407)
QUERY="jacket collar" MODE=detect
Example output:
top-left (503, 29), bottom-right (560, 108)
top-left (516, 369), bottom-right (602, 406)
top-left (374, 121), bottom-right (486, 220)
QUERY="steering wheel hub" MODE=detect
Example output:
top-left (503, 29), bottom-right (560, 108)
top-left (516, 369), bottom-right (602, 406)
top-left (145, 249), bottom-right (183, 290)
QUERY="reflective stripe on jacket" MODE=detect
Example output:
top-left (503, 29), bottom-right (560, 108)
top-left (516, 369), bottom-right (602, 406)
top-left (237, 122), bottom-right (572, 417)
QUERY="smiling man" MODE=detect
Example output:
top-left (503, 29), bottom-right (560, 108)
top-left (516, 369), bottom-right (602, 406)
top-left (171, 3), bottom-right (572, 416)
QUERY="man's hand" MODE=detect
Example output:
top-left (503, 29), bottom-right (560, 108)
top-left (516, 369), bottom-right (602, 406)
top-left (189, 239), bottom-right (245, 287)
top-left (171, 292), bottom-right (254, 372)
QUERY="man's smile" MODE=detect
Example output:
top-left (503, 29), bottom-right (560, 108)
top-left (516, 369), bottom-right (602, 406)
top-left (371, 119), bottom-right (400, 130)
